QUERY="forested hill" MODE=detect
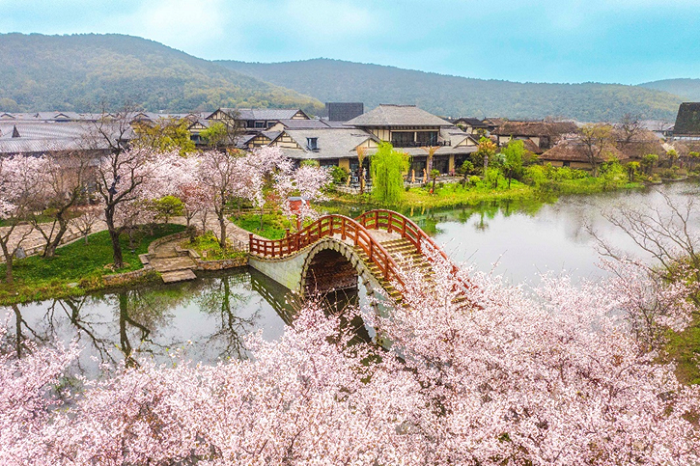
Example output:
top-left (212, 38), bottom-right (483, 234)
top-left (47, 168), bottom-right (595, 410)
top-left (219, 58), bottom-right (683, 122)
top-left (638, 79), bottom-right (700, 102)
top-left (0, 33), bottom-right (323, 113)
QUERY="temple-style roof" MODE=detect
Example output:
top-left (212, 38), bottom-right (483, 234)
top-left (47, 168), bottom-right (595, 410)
top-left (345, 105), bottom-right (452, 128)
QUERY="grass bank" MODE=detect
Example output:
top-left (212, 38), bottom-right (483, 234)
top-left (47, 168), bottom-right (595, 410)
top-left (181, 232), bottom-right (248, 261)
top-left (327, 175), bottom-right (644, 211)
top-left (231, 211), bottom-right (294, 240)
top-left (0, 223), bottom-right (185, 305)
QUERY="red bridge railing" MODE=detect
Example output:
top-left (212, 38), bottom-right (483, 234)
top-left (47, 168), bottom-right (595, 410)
top-left (249, 210), bottom-right (476, 302)
top-left (356, 210), bottom-right (477, 297)
top-left (249, 214), bottom-right (402, 285)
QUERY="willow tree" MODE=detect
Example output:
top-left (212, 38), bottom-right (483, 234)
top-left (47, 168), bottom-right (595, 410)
top-left (370, 143), bottom-right (409, 205)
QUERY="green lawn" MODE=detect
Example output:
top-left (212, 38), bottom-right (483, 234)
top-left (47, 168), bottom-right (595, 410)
top-left (402, 180), bottom-right (537, 209)
top-left (666, 316), bottom-right (700, 385)
top-left (0, 223), bottom-right (185, 304)
top-left (181, 232), bottom-right (248, 260)
top-left (231, 212), bottom-right (294, 240)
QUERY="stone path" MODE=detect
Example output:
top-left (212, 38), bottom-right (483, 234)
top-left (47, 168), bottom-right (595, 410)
top-left (148, 239), bottom-right (197, 283)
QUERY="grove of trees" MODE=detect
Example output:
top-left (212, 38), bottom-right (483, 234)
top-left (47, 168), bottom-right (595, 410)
top-left (1, 248), bottom-right (698, 465)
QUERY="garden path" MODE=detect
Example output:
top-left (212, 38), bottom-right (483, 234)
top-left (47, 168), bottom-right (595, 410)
top-left (0, 212), bottom-right (251, 262)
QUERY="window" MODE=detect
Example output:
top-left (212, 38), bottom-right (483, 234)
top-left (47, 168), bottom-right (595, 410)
top-left (391, 131), bottom-right (414, 147)
top-left (254, 121), bottom-right (265, 128)
top-left (416, 131), bottom-right (438, 145)
top-left (307, 137), bottom-right (319, 151)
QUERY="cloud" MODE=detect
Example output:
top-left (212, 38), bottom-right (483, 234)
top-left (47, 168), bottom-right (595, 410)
top-left (116, 0), bottom-right (232, 57)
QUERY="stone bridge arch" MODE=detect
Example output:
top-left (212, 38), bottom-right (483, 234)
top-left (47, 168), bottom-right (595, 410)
top-left (299, 238), bottom-right (379, 298)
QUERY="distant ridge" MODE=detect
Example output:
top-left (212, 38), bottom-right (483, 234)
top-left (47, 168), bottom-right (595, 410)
top-left (638, 79), bottom-right (700, 102)
top-left (0, 32), bottom-right (688, 122)
top-left (0, 33), bottom-right (323, 113)
top-left (218, 58), bottom-right (683, 122)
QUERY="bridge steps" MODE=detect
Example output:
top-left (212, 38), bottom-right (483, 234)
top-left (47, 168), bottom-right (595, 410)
top-left (354, 238), bottom-right (438, 301)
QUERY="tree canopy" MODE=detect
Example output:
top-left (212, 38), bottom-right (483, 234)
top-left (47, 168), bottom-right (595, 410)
top-left (370, 143), bottom-right (410, 204)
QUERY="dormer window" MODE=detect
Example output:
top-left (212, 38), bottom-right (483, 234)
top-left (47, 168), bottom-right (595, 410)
top-left (307, 137), bottom-right (319, 151)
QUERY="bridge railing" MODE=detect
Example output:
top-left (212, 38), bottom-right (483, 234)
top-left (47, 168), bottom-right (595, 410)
top-left (249, 214), bottom-right (402, 284)
top-left (357, 209), bottom-right (478, 298)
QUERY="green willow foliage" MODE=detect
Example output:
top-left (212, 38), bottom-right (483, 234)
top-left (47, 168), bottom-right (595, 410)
top-left (370, 143), bottom-right (410, 205)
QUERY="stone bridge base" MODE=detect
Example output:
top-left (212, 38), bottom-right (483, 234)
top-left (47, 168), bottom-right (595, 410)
top-left (248, 237), bottom-right (383, 299)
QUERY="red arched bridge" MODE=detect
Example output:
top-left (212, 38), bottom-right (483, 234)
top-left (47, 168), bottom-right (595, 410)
top-left (248, 209), bottom-right (474, 304)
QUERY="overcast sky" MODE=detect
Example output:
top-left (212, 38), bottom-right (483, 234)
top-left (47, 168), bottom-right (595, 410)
top-left (1, 0), bottom-right (698, 84)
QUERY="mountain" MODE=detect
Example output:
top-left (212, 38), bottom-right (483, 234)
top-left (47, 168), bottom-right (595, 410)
top-left (0, 33), bottom-right (323, 114)
top-left (218, 58), bottom-right (683, 122)
top-left (638, 79), bottom-right (700, 103)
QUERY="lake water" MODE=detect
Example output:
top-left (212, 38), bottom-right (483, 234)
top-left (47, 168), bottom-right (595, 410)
top-left (3, 182), bottom-right (699, 371)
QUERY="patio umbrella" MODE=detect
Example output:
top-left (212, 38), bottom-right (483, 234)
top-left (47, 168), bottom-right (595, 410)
top-left (411, 169), bottom-right (415, 183)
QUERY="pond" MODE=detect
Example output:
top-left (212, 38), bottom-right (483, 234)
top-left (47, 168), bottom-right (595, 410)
top-left (3, 182), bottom-right (699, 371)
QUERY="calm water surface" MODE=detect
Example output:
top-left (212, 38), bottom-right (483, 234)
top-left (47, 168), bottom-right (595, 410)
top-left (3, 182), bottom-right (698, 370)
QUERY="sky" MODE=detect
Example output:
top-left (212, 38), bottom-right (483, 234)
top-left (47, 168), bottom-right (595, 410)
top-left (1, 0), bottom-right (699, 85)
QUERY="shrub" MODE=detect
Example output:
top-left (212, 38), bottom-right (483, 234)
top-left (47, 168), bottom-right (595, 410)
top-left (330, 166), bottom-right (350, 184)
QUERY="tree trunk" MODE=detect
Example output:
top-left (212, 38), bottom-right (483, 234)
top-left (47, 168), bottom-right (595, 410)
top-left (2, 243), bottom-right (13, 284)
top-left (260, 205), bottom-right (264, 231)
top-left (218, 214), bottom-right (227, 249)
top-left (42, 219), bottom-right (69, 258)
top-left (105, 206), bottom-right (124, 269)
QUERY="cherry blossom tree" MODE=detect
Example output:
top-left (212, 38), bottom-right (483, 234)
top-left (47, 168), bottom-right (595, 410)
top-left (239, 146), bottom-right (294, 231)
top-left (0, 325), bottom-right (77, 465)
top-left (93, 146), bottom-right (169, 269)
top-left (150, 152), bottom-right (203, 229)
top-left (197, 149), bottom-right (246, 248)
top-left (2, 250), bottom-right (699, 465)
top-left (368, 255), bottom-right (700, 465)
top-left (0, 155), bottom-right (45, 283)
top-left (275, 162), bottom-right (331, 225)
top-left (30, 151), bottom-right (93, 258)
top-left (73, 205), bottom-right (103, 245)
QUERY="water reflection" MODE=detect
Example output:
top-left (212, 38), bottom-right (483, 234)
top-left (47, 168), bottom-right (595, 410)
top-left (0, 270), bottom-right (303, 375)
top-left (4, 182), bottom-right (700, 368)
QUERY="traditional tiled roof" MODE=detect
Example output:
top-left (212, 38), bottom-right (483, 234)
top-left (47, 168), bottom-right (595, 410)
top-left (452, 117), bottom-right (487, 128)
top-left (0, 121), bottom-right (132, 155)
top-left (345, 105), bottom-right (452, 127)
top-left (275, 119), bottom-right (331, 130)
top-left (219, 108), bottom-right (308, 121)
top-left (280, 128), bottom-right (378, 160)
top-left (673, 102), bottom-right (700, 136)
